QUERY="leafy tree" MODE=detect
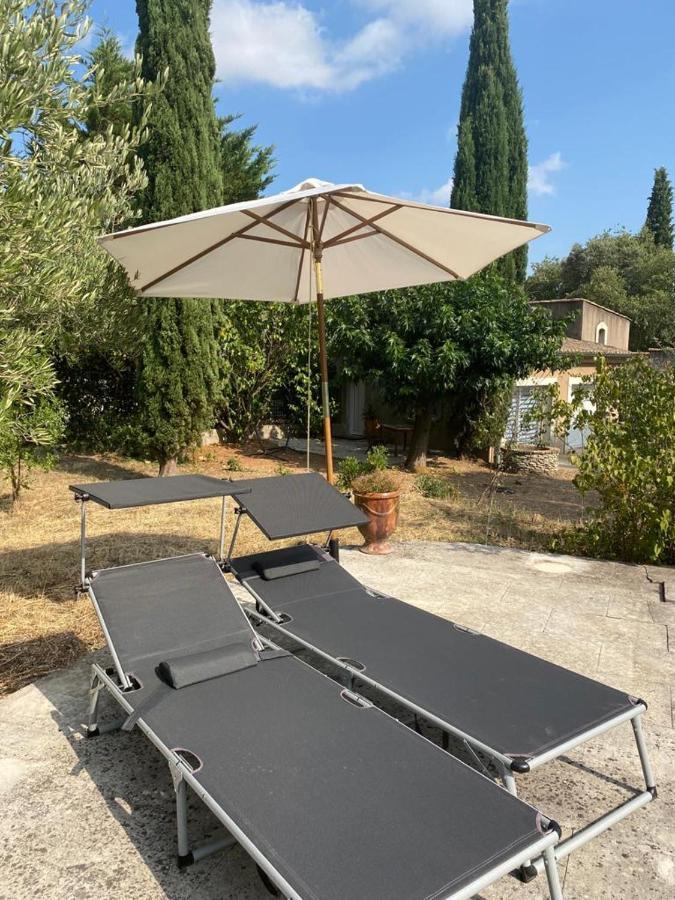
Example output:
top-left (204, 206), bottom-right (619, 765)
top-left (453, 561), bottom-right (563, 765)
top-left (451, 0), bottom-right (528, 283)
top-left (329, 273), bottom-right (568, 471)
top-left (556, 358), bottom-right (675, 565)
top-left (135, 0), bottom-right (225, 474)
top-left (219, 114), bottom-right (274, 204)
top-left (526, 229), bottom-right (675, 350)
top-left (0, 0), bottom-right (151, 500)
top-left (216, 304), bottom-right (313, 442)
top-left (645, 167), bottom-right (673, 250)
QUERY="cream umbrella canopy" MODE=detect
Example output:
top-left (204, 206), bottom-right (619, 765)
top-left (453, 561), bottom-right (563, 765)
top-left (99, 178), bottom-right (550, 482)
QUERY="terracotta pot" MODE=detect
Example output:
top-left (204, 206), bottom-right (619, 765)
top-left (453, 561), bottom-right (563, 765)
top-left (352, 489), bottom-right (400, 555)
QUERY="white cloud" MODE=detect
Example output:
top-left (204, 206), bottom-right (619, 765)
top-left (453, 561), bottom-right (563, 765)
top-left (362, 0), bottom-right (473, 36)
top-left (409, 176), bottom-right (453, 206)
top-left (528, 151), bottom-right (566, 196)
top-left (211, 0), bottom-right (472, 93)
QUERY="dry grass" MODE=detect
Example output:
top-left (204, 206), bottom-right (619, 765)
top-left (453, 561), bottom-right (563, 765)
top-left (0, 443), bottom-right (588, 696)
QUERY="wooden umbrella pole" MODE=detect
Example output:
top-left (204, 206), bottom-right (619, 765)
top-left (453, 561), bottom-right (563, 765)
top-left (313, 255), bottom-right (335, 484)
top-left (310, 197), bottom-right (334, 484)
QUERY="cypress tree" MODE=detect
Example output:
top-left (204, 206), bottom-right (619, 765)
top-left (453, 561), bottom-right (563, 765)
top-left (645, 167), bottom-right (674, 250)
top-left (135, 0), bottom-right (224, 474)
top-left (451, 0), bottom-right (528, 282)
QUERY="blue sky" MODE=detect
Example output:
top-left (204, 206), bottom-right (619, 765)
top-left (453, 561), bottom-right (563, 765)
top-left (87, 0), bottom-right (675, 268)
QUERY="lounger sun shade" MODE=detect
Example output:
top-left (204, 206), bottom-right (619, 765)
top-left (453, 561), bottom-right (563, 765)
top-left (69, 475), bottom-right (251, 591)
top-left (85, 552), bottom-right (563, 899)
top-left (230, 472), bottom-right (367, 540)
top-left (229, 474), bottom-right (657, 880)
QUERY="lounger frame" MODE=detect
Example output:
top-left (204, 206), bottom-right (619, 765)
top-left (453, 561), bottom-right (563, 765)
top-left (85, 612), bottom-right (563, 900)
top-left (237, 551), bottom-right (656, 879)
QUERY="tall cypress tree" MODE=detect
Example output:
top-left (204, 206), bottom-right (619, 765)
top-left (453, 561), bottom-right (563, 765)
top-left (451, 0), bottom-right (528, 282)
top-left (135, 0), bottom-right (224, 474)
top-left (645, 167), bottom-right (674, 250)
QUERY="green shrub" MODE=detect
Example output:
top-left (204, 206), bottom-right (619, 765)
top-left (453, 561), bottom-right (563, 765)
top-left (366, 444), bottom-right (389, 471)
top-left (337, 445), bottom-right (391, 490)
top-left (226, 456), bottom-right (244, 472)
top-left (336, 456), bottom-right (365, 490)
top-left (556, 357), bottom-right (675, 565)
top-left (415, 473), bottom-right (457, 500)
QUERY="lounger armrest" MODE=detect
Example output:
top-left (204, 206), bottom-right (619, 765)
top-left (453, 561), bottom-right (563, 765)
top-left (253, 559), bottom-right (321, 580)
top-left (158, 642), bottom-right (257, 689)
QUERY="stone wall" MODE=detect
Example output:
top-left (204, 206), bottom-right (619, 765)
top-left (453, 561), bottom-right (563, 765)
top-left (502, 445), bottom-right (560, 474)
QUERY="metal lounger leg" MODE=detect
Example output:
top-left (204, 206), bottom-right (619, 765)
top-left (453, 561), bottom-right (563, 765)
top-left (632, 714), bottom-right (656, 792)
top-left (218, 496), bottom-right (228, 563)
top-left (497, 761), bottom-right (518, 796)
top-left (174, 771), bottom-right (192, 866)
top-left (87, 667), bottom-right (102, 737)
top-left (542, 844), bottom-right (564, 900)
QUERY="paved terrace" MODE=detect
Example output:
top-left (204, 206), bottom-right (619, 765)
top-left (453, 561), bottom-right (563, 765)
top-left (1, 542), bottom-right (673, 899)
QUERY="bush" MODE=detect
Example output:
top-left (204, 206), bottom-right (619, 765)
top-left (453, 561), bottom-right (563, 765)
top-left (225, 456), bottom-right (244, 472)
top-left (415, 473), bottom-right (457, 500)
top-left (336, 445), bottom-right (390, 490)
top-left (557, 358), bottom-right (675, 565)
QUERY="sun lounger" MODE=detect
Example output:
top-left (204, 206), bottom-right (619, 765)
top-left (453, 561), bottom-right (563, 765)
top-left (226, 474), bottom-right (657, 880)
top-left (84, 551), bottom-right (563, 899)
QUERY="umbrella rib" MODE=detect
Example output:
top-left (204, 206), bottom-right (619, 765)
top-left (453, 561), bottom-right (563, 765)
top-left (239, 234), bottom-right (304, 248)
top-left (332, 190), bottom-right (548, 231)
top-left (323, 203), bottom-right (402, 248)
top-left (241, 210), bottom-right (308, 246)
top-left (329, 197), bottom-right (460, 279)
top-left (137, 198), bottom-right (301, 293)
top-left (293, 204), bottom-right (312, 303)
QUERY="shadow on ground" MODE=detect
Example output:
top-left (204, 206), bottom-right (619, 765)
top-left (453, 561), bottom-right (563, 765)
top-left (0, 532), bottom-right (215, 600)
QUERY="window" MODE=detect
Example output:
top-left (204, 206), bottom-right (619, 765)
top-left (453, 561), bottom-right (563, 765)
top-left (596, 322), bottom-right (608, 345)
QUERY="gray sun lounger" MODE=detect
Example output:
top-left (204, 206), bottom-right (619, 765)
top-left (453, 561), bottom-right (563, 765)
top-left (84, 551), bottom-right (563, 899)
top-left (226, 474), bottom-right (657, 881)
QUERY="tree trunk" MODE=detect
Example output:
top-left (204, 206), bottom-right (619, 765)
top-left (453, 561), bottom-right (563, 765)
top-left (10, 457), bottom-right (22, 506)
top-left (405, 409), bottom-right (433, 472)
top-left (158, 456), bottom-right (178, 476)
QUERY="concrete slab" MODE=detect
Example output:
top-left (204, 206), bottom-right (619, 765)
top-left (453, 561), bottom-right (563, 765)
top-left (1, 540), bottom-right (673, 898)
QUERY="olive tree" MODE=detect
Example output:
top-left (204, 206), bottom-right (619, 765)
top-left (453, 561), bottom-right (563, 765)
top-left (0, 0), bottom-right (153, 501)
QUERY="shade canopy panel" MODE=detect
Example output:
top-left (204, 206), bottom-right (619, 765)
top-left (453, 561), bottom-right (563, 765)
top-left (99, 178), bottom-right (550, 303)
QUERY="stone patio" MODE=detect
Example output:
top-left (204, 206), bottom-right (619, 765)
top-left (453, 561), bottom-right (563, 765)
top-left (1, 542), bottom-right (673, 899)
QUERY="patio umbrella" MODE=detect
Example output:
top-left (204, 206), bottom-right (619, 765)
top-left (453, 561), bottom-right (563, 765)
top-left (99, 178), bottom-right (550, 482)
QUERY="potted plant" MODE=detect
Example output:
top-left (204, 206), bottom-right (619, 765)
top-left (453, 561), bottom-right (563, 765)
top-left (351, 467), bottom-right (403, 555)
top-left (337, 445), bottom-right (403, 554)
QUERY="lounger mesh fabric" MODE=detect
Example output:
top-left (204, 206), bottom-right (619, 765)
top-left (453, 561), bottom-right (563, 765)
top-left (89, 553), bottom-right (554, 900)
top-left (231, 472), bottom-right (367, 539)
top-left (70, 474), bottom-right (246, 509)
top-left (232, 545), bottom-right (637, 761)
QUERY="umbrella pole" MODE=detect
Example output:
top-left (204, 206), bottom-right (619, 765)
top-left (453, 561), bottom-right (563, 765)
top-left (312, 255), bottom-right (335, 484)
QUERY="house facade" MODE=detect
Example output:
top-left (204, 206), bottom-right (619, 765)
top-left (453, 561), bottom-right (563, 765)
top-left (508, 299), bottom-right (637, 450)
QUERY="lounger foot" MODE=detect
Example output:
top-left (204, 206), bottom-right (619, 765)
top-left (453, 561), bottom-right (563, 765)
top-left (86, 726), bottom-right (100, 738)
top-left (177, 852), bottom-right (194, 869)
top-left (517, 863), bottom-right (538, 883)
top-left (649, 785), bottom-right (658, 799)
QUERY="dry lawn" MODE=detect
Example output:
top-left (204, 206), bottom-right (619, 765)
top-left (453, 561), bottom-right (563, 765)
top-left (0, 443), bottom-right (588, 695)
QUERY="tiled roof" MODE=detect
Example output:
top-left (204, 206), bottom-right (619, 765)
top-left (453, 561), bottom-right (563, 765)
top-left (562, 337), bottom-right (636, 358)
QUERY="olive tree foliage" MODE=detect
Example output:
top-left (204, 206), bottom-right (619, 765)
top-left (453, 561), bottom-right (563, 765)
top-left (329, 273), bottom-right (568, 471)
top-left (555, 358), bottom-right (675, 565)
top-left (0, 0), bottom-right (154, 501)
